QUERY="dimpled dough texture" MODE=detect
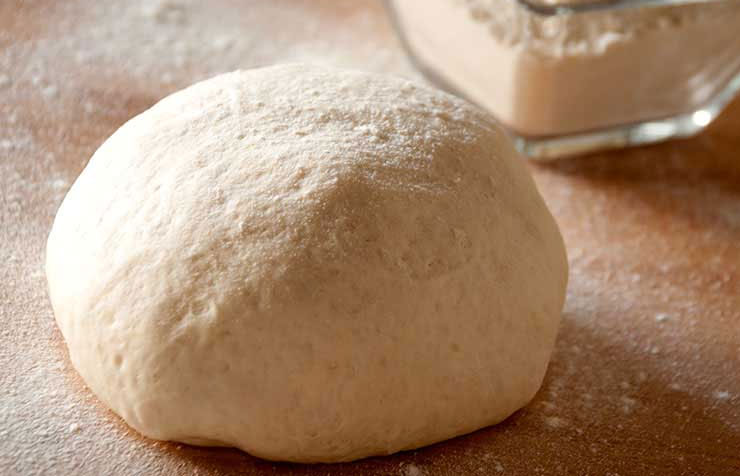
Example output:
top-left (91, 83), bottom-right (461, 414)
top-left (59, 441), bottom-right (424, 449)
top-left (46, 64), bottom-right (568, 463)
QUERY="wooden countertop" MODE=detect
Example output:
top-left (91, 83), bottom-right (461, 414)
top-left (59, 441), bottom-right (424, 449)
top-left (1, 1), bottom-right (738, 474)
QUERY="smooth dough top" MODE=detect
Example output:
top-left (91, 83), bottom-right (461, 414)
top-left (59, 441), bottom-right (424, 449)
top-left (46, 64), bottom-right (568, 462)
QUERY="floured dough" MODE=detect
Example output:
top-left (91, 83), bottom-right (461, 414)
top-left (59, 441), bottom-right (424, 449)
top-left (46, 64), bottom-right (568, 463)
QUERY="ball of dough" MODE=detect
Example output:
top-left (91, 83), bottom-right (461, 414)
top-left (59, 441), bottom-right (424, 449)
top-left (46, 64), bottom-right (568, 463)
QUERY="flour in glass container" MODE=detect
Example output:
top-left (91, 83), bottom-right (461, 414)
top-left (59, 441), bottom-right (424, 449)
top-left (391, 0), bottom-right (740, 135)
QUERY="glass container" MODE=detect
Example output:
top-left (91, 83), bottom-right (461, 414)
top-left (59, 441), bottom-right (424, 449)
top-left (386, 0), bottom-right (740, 158)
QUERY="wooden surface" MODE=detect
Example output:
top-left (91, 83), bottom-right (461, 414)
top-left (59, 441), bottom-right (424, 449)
top-left (1, 1), bottom-right (739, 475)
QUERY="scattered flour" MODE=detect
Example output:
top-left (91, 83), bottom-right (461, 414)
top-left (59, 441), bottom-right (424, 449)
top-left (713, 390), bottom-right (731, 401)
top-left (654, 313), bottom-right (670, 322)
top-left (403, 463), bottom-right (424, 476)
top-left (141, 0), bottom-right (188, 25)
top-left (620, 396), bottom-right (638, 414)
top-left (41, 84), bottom-right (59, 99)
top-left (49, 179), bottom-right (69, 191)
top-left (2, 0), bottom-right (417, 98)
top-left (540, 401), bottom-right (557, 412)
top-left (544, 416), bottom-right (567, 429)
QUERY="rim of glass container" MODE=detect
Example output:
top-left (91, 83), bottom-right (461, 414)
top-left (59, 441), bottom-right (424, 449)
top-left (519, 0), bottom-right (728, 15)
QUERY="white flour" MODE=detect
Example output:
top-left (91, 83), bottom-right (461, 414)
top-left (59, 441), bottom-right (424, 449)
top-left (457, 0), bottom-right (740, 56)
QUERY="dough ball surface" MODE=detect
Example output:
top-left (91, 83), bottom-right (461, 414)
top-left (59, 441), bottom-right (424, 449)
top-left (46, 64), bottom-right (568, 463)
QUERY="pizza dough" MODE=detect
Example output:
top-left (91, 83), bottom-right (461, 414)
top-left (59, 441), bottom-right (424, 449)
top-left (46, 64), bottom-right (568, 463)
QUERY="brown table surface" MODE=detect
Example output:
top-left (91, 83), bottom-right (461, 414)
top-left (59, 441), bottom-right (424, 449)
top-left (2, 1), bottom-right (739, 475)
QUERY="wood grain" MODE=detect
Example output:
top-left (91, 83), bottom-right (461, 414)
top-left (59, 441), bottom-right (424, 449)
top-left (1, 1), bottom-right (738, 475)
